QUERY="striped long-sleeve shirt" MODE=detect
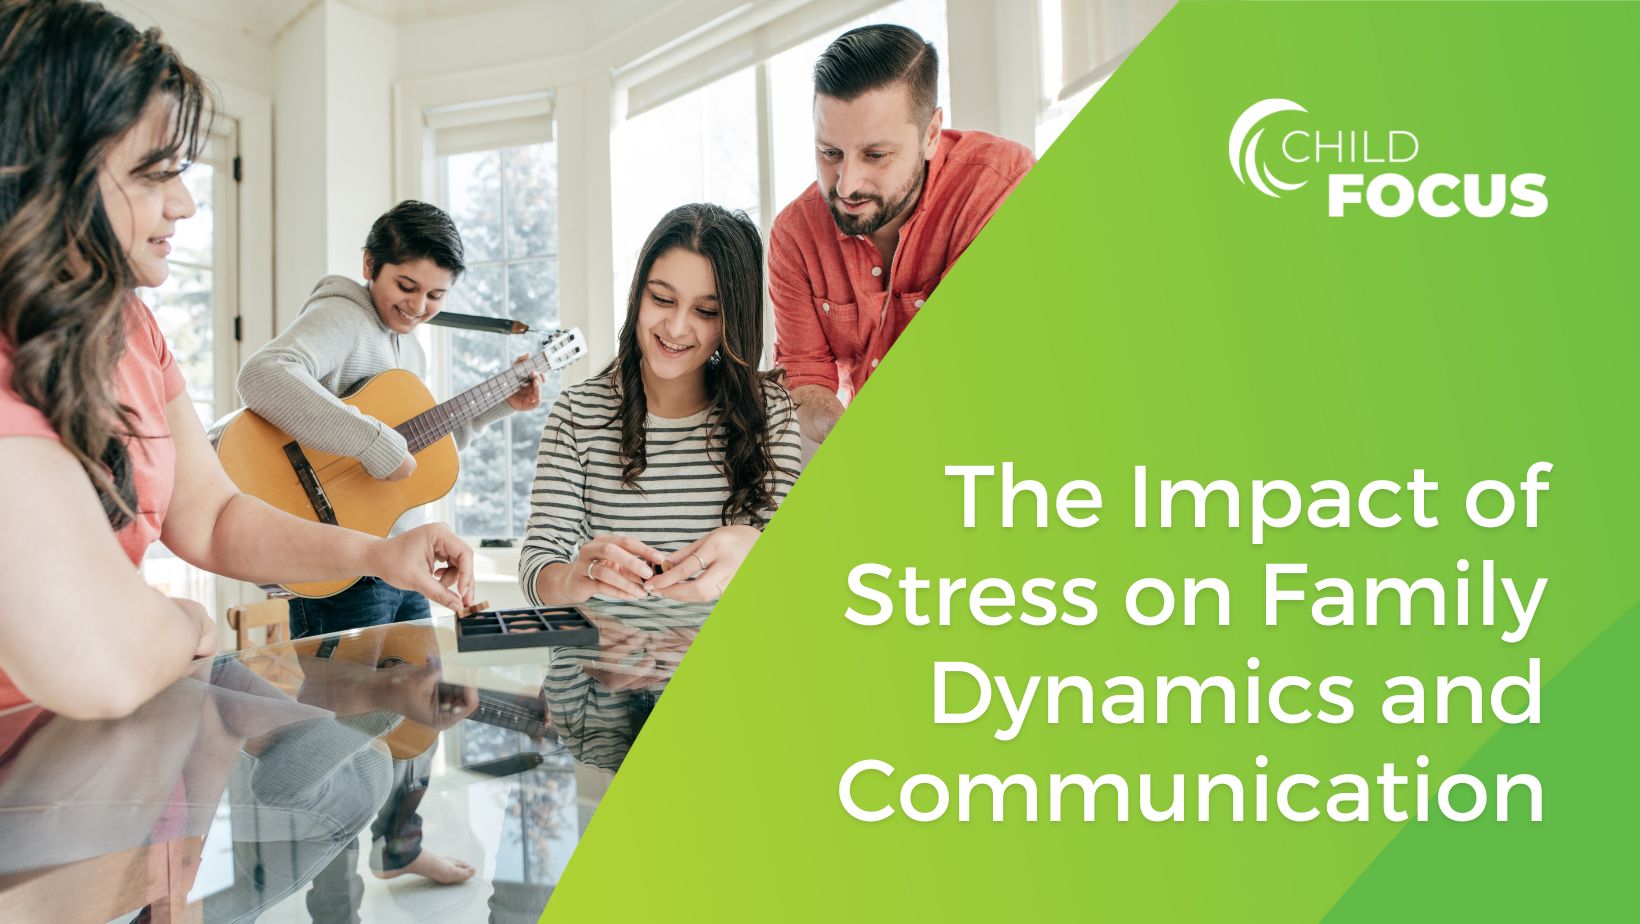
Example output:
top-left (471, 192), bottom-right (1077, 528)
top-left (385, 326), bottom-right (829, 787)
top-left (542, 601), bottom-right (707, 770)
top-left (518, 373), bottom-right (801, 604)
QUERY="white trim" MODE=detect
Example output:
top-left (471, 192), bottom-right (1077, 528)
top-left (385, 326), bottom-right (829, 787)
top-left (754, 60), bottom-right (778, 369)
top-left (554, 76), bottom-right (616, 376)
top-left (215, 81), bottom-right (275, 355)
top-left (209, 79), bottom-right (275, 618)
top-left (199, 123), bottom-right (240, 421)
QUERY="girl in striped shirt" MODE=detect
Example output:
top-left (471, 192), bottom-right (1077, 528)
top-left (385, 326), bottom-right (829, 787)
top-left (520, 204), bottom-right (801, 606)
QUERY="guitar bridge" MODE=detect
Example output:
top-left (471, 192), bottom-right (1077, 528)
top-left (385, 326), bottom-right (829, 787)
top-left (283, 441), bottom-right (339, 526)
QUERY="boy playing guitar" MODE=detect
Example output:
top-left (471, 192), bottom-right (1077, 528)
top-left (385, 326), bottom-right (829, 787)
top-left (236, 200), bottom-right (540, 886)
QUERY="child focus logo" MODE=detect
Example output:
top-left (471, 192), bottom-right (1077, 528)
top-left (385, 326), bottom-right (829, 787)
top-left (1228, 98), bottom-right (1547, 218)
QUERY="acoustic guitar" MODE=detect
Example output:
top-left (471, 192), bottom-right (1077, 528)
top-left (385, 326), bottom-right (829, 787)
top-left (212, 328), bottom-right (587, 597)
top-left (298, 622), bottom-right (553, 760)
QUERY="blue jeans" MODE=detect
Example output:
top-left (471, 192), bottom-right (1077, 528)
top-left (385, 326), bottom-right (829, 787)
top-left (287, 577), bottom-right (430, 639)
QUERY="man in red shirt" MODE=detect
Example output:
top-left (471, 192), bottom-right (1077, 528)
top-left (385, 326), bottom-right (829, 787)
top-left (770, 24), bottom-right (1035, 444)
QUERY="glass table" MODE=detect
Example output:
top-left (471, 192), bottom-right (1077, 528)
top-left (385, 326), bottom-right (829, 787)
top-left (0, 597), bottom-right (709, 923)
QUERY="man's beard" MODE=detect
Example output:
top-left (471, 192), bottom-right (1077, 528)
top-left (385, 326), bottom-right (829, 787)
top-left (826, 165), bottom-right (926, 237)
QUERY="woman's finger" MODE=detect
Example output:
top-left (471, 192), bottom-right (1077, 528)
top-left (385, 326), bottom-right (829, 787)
top-left (609, 534), bottom-right (669, 567)
top-left (588, 559), bottom-right (645, 600)
top-left (590, 542), bottom-right (655, 582)
top-left (661, 557), bottom-right (733, 603)
top-left (645, 537), bottom-right (706, 592)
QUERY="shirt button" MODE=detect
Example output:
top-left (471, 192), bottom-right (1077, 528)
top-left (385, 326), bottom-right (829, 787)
top-left (822, 302), bottom-right (830, 312)
top-left (871, 358), bottom-right (880, 368)
top-left (871, 266), bottom-right (882, 277)
top-left (914, 299), bottom-right (925, 308)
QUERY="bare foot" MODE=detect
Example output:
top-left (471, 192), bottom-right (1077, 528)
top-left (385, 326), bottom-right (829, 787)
top-left (374, 850), bottom-right (477, 885)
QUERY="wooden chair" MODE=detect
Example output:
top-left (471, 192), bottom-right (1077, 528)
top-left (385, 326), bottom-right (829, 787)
top-left (225, 598), bottom-right (290, 652)
top-left (0, 836), bottom-right (204, 924)
top-left (226, 597), bottom-right (306, 695)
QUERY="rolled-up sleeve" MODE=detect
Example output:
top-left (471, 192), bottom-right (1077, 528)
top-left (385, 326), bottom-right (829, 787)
top-left (769, 216), bottom-right (840, 393)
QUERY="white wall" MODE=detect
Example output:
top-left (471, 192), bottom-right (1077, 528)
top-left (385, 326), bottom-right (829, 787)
top-left (273, 3), bottom-right (330, 329)
top-left (104, 0), bottom-right (277, 97)
top-left (946, 0), bottom-right (1041, 142)
top-left (324, 2), bottom-right (398, 281)
top-left (268, 1), bottom-right (398, 329)
top-left (393, 0), bottom-right (743, 80)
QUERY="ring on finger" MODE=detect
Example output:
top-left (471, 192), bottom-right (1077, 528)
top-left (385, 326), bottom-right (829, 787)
top-left (587, 558), bottom-right (602, 580)
top-left (691, 552), bottom-right (707, 573)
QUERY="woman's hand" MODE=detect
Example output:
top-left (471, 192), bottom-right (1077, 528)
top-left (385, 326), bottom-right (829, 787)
top-left (365, 523), bottom-right (475, 610)
top-left (505, 355), bottom-right (545, 412)
top-left (562, 535), bottom-right (668, 602)
top-left (644, 525), bottom-right (761, 603)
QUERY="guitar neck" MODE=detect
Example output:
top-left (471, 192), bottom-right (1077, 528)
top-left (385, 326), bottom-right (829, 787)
top-left (395, 348), bottom-right (561, 454)
top-left (467, 687), bottom-right (553, 739)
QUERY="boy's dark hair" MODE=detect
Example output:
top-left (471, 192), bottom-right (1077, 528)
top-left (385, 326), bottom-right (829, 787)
top-left (813, 24), bottom-right (938, 125)
top-left (363, 200), bottom-right (466, 279)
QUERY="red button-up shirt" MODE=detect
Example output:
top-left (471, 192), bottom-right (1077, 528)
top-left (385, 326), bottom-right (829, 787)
top-left (770, 128), bottom-right (1034, 400)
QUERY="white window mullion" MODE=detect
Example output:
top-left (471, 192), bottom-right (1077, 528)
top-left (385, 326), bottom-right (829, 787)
top-left (755, 60), bottom-right (778, 370)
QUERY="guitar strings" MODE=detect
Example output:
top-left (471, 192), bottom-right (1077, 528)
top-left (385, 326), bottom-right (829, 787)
top-left (266, 333), bottom-right (582, 532)
top-left (299, 357), bottom-right (544, 486)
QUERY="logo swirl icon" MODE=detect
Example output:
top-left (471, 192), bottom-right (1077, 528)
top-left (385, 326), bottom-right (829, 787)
top-left (1230, 99), bottom-right (1308, 197)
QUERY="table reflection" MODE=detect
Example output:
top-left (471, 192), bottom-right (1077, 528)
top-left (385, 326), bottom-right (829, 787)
top-left (0, 597), bottom-right (712, 922)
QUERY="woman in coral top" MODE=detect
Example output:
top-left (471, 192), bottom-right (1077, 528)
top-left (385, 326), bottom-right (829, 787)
top-left (0, 0), bottom-right (475, 725)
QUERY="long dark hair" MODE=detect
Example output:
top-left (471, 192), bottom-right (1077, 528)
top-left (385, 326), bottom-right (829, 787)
top-left (605, 204), bottom-right (784, 526)
top-left (0, 0), bottom-right (210, 525)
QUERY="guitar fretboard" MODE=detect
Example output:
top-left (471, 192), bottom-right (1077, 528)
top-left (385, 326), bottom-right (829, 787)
top-left (395, 332), bottom-right (583, 453)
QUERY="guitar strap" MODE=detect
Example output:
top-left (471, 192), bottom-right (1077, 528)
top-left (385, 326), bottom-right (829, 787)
top-left (424, 311), bottom-right (527, 335)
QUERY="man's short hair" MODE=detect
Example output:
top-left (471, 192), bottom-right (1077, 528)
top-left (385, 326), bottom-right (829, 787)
top-left (813, 24), bottom-right (938, 125)
top-left (364, 200), bottom-right (466, 280)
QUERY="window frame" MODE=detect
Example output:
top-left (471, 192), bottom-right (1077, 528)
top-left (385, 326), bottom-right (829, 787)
top-left (429, 140), bottom-right (563, 540)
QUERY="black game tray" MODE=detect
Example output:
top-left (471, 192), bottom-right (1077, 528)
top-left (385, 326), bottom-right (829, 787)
top-left (455, 606), bottom-right (599, 651)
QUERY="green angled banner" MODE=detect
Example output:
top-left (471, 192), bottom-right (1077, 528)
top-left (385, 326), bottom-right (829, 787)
top-left (548, 3), bottom-right (1639, 920)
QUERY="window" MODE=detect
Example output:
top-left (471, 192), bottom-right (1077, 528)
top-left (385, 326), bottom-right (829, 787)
top-left (1036, 0), bottom-right (1173, 152)
top-left (437, 139), bottom-right (561, 539)
top-left (611, 67), bottom-right (759, 328)
top-left (139, 119), bottom-right (239, 611)
top-left (1036, 80), bottom-right (1102, 153)
top-left (612, 0), bottom-right (950, 338)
